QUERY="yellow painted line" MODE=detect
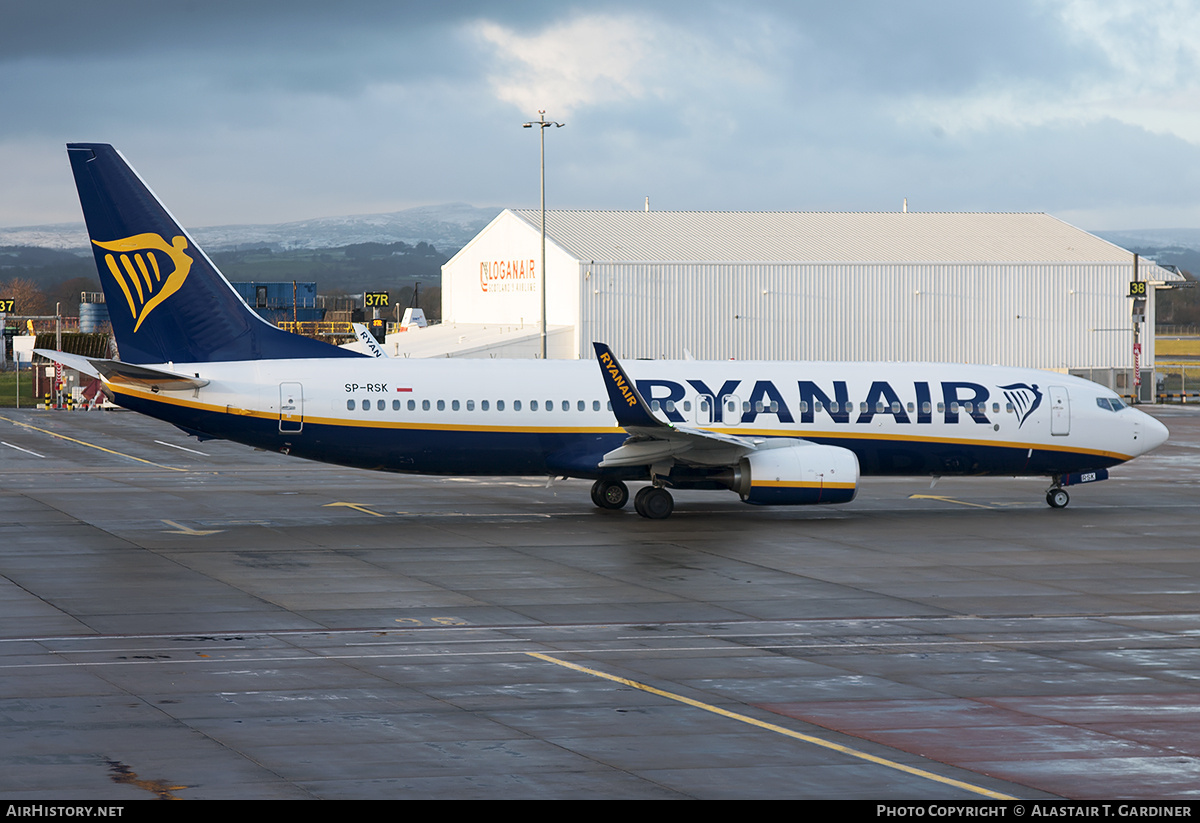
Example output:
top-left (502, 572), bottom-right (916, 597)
top-left (161, 519), bottom-right (224, 536)
top-left (526, 652), bottom-right (1017, 800)
top-left (908, 494), bottom-right (994, 509)
top-left (323, 501), bottom-right (385, 517)
top-left (0, 415), bottom-right (186, 471)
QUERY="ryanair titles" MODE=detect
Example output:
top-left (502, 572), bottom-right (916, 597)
top-left (634, 377), bottom-right (1041, 427)
top-left (480, 259), bottom-right (537, 293)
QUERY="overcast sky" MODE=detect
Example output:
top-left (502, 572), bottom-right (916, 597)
top-left (4, 0), bottom-right (1200, 232)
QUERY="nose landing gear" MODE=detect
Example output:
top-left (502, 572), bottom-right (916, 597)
top-left (1046, 486), bottom-right (1069, 509)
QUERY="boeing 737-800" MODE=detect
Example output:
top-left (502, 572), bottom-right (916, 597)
top-left (39, 143), bottom-right (1169, 519)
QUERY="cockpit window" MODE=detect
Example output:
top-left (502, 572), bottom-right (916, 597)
top-left (1096, 397), bottom-right (1126, 412)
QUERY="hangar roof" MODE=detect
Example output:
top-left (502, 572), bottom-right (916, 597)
top-left (508, 210), bottom-right (1142, 265)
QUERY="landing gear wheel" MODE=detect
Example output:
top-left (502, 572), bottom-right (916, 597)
top-left (634, 486), bottom-right (674, 519)
top-left (1046, 488), bottom-right (1069, 509)
top-left (591, 480), bottom-right (629, 509)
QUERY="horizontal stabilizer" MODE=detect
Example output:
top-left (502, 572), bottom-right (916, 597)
top-left (34, 349), bottom-right (209, 391)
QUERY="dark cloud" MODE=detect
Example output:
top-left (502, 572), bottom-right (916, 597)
top-left (2, 1), bottom-right (1198, 230)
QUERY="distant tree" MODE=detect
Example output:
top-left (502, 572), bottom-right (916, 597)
top-left (0, 278), bottom-right (49, 315)
top-left (45, 276), bottom-right (101, 317)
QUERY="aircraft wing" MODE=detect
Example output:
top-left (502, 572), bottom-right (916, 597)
top-left (593, 342), bottom-right (761, 467)
top-left (34, 349), bottom-right (209, 391)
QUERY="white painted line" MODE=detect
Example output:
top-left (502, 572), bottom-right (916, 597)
top-left (2, 441), bottom-right (45, 458)
top-left (154, 439), bottom-right (209, 456)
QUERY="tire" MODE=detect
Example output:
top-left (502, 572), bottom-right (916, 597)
top-left (636, 487), bottom-right (674, 519)
top-left (592, 480), bottom-right (629, 509)
top-left (1046, 488), bottom-right (1069, 509)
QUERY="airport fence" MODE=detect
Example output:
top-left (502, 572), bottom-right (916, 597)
top-left (1154, 362), bottom-right (1200, 403)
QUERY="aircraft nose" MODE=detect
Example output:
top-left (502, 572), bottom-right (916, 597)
top-left (1136, 409), bottom-right (1169, 454)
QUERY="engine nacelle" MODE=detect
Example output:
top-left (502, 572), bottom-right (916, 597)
top-left (728, 442), bottom-right (859, 506)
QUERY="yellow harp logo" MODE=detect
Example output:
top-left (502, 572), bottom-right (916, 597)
top-left (93, 233), bottom-right (193, 332)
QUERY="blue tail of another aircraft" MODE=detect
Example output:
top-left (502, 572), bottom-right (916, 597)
top-left (67, 143), bottom-right (363, 364)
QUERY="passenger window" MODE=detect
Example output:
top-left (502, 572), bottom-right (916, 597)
top-left (422, 399), bottom-right (430, 411)
top-left (481, 400), bottom-right (489, 411)
top-left (466, 400), bottom-right (475, 411)
top-left (392, 399), bottom-right (400, 411)
top-left (652, 400), bottom-right (661, 411)
top-left (531, 400), bottom-right (539, 411)
top-left (408, 399), bottom-right (416, 411)
top-left (347, 399), bottom-right (355, 410)
top-left (514, 400), bottom-right (521, 411)
top-left (496, 400), bottom-right (504, 411)
top-left (593, 400), bottom-right (600, 411)
top-left (362, 398), bottom-right (370, 412)
top-left (562, 400), bottom-right (569, 411)
top-left (377, 399), bottom-right (384, 411)
top-left (577, 400), bottom-right (585, 411)
top-left (437, 400), bottom-right (445, 411)
top-left (452, 400), bottom-right (460, 411)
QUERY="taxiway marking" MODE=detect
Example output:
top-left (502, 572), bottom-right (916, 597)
top-left (1, 441), bottom-right (45, 458)
top-left (154, 439), bottom-right (209, 456)
top-left (908, 494), bottom-right (994, 509)
top-left (323, 501), bottom-right (385, 517)
top-left (161, 519), bottom-right (225, 536)
top-left (0, 415), bottom-right (185, 471)
top-left (526, 651), bottom-right (1017, 800)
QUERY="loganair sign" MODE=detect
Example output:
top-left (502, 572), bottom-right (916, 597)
top-left (480, 258), bottom-right (537, 293)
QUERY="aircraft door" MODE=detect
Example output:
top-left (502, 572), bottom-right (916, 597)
top-left (1049, 385), bottom-right (1069, 436)
top-left (279, 382), bottom-right (304, 433)
top-left (695, 394), bottom-right (715, 426)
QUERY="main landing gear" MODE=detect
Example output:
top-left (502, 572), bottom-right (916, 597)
top-left (589, 480), bottom-right (674, 519)
top-left (590, 479), bottom-right (629, 509)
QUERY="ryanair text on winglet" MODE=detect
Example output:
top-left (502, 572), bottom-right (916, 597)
top-left (599, 351), bottom-right (639, 408)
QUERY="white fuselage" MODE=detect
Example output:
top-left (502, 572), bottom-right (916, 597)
top-left (106, 356), bottom-right (1166, 480)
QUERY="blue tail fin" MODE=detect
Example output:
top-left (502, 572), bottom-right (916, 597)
top-left (67, 143), bottom-right (363, 364)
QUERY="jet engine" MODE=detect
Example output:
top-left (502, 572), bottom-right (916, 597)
top-left (723, 441), bottom-right (859, 505)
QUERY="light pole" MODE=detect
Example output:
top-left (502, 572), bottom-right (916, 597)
top-left (522, 110), bottom-right (564, 359)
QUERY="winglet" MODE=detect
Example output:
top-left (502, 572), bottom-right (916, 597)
top-left (593, 342), bottom-right (667, 429)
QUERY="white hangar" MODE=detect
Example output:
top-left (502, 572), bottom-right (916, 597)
top-left (431, 209), bottom-right (1180, 394)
